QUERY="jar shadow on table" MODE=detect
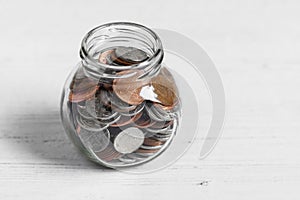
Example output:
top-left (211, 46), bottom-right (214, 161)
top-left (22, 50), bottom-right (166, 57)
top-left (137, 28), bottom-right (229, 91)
top-left (3, 106), bottom-right (106, 170)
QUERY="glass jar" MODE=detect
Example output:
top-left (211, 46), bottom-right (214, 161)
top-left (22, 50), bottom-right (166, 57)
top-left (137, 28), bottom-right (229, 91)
top-left (60, 22), bottom-right (181, 168)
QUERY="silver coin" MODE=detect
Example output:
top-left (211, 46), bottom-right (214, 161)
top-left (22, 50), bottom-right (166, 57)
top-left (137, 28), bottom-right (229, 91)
top-left (144, 125), bottom-right (171, 134)
top-left (115, 46), bottom-right (148, 63)
top-left (118, 155), bottom-right (136, 163)
top-left (77, 104), bottom-right (94, 120)
top-left (85, 97), bottom-right (118, 121)
top-left (76, 114), bottom-right (108, 132)
top-left (117, 102), bottom-right (145, 117)
top-left (113, 127), bottom-right (145, 154)
top-left (79, 128), bottom-right (110, 152)
top-left (140, 144), bottom-right (162, 150)
top-left (152, 135), bottom-right (171, 142)
top-left (98, 114), bottom-right (122, 126)
top-left (150, 104), bottom-right (174, 121)
top-left (134, 152), bottom-right (156, 157)
top-left (145, 104), bottom-right (166, 122)
top-left (108, 90), bottom-right (137, 113)
top-left (126, 153), bottom-right (148, 160)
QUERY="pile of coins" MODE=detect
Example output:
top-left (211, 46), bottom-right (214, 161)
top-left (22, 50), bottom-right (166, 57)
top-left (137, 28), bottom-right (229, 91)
top-left (67, 46), bottom-right (181, 166)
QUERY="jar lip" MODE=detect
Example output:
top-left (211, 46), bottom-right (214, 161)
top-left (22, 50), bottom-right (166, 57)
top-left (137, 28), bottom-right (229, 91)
top-left (80, 22), bottom-right (163, 72)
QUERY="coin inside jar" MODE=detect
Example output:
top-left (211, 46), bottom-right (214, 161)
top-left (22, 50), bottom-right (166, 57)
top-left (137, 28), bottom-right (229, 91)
top-left (111, 46), bottom-right (148, 65)
top-left (113, 70), bottom-right (148, 105)
top-left (150, 67), bottom-right (179, 107)
top-left (77, 126), bottom-right (110, 152)
top-left (98, 49), bottom-right (114, 64)
top-left (69, 76), bottom-right (99, 103)
top-left (113, 127), bottom-right (145, 154)
top-left (95, 144), bottom-right (122, 162)
top-left (85, 96), bottom-right (117, 121)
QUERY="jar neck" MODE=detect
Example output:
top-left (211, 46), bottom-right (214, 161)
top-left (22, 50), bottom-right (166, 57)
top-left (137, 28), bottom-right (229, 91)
top-left (79, 22), bottom-right (164, 80)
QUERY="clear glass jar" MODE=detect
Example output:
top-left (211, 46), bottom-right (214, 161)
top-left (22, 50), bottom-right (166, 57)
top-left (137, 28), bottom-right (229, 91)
top-left (60, 22), bottom-right (181, 168)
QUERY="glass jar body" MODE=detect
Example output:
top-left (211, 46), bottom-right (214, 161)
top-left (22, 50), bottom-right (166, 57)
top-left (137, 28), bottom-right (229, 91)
top-left (60, 22), bottom-right (181, 168)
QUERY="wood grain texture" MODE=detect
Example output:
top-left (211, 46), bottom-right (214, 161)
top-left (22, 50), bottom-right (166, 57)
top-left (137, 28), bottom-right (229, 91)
top-left (1, 0), bottom-right (300, 199)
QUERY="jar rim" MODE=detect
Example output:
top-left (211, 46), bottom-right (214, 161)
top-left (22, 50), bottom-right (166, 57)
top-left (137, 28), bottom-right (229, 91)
top-left (80, 22), bottom-right (164, 77)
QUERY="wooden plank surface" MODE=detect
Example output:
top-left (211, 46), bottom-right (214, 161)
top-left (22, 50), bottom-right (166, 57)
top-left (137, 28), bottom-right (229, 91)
top-left (0, 0), bottom-right (300, 199)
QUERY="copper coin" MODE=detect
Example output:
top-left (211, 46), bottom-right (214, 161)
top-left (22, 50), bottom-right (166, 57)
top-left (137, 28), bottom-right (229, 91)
top-left (150, 67), bottom-right (179, 107)
top-left (96, 144), bottom-right (122, 162)
top-left (135, 148), bottom-right (159, 154)
top-left (113, 68), bottom-right (179, 107)
top-left (70, 75), bottom-right (97, 92)
top-left (153, 99), bottom-right (181, 112)
top-left (112, 70), bottom-right (148, 105)
top-left (98, 49), bottom-right (114, 64)
top-left (143, 137), bottom-right (165, 147)
top-left (69, 77), bottom-right (99, 103)
top-left (69, 86), bottom-right (98, 103)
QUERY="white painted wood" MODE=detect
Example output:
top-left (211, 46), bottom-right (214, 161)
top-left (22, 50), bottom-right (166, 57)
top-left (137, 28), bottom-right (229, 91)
top-left (0, 0), bottom-right (300, 199)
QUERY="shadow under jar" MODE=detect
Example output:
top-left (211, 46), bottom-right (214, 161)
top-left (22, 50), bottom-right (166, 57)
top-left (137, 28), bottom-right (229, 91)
top-left (60, 22), bottom-right (181, 168)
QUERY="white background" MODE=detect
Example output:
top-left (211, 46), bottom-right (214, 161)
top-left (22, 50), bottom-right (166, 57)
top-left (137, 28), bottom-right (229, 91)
top-left (0, 0), bottom-right (300, 199)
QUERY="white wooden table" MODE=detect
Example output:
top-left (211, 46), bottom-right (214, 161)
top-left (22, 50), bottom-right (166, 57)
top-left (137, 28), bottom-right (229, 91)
top-left (0, 1), bottom-right (299, 199)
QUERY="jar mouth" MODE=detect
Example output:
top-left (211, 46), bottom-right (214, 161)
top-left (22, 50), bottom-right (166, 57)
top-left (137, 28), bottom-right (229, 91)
top-left (80, 22), bottom-right (164, 79)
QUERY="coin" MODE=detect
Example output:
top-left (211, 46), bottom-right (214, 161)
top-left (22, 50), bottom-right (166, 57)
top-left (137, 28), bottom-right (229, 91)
top-left (113, 70), bottom-right (148, 105)
top-left (113, 127), bottom-right (145, 154)
top-left (143, 137), bottom-right (165, 147)
top-left (135, 148), bottom-right (159, 154)
top-left (111, 46), bottom-right (148, 65)
top-left (77, 126), bottom-right (110, 152)
top-left (144, 125), bottom-right (172, 138)
top-left (126, 153), bottom-right (149, 160)
top-left (152, 135), bottom-right (171, 142)
top-left (96, 144), bottom-right (122, 162)
top-left (145, 103), bottom-right (167, 122)
top-left (108, 90), bottom-right (138, 113)
top-left (140, 144), bottom-right (162, 150)
top-left (117, 102), bottom-right (145, 117)
top-left (150, 67), bottom-right (179, 107)
top-left (98, 49), bottom-right (114, 64)
top-left (76, 114), bottom-right (108, 132)
top-left (118, 155), bottom-right (137, 163)
top-left (110, 111), bottom-right (143, 127)
top-left (85, 96), bottom-right (118, 121)
top-left (150, 120), bottom-right (173, 129)
top-left (69, 77), bottom-right (99, 103)
top-left (97, 88), bottom-right (111, 106)
top-left (133, 109), bottom-right (156, 128)
top-left (77, 103), bottom-right (94, 120)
